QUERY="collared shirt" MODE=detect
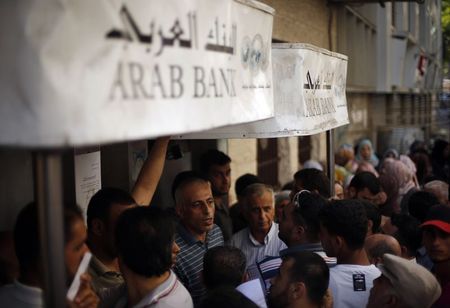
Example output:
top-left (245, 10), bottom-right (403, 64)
top-left (280, 243), bottom-right (337, 267)
top-left (0, 280), bottom-right (43, 308)
top-left (173, 223), bottom-right (223, 306)
top-left (108, 271), bottom-right (193, 308)
top-left (228, 222), bottom-right (287, 267)
top-left (88, 254), bottom-right (124, 293)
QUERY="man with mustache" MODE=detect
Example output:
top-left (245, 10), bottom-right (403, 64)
top-left (173, 173), bottom-right (224, 306)
top-left (229, 183), bottom-right (286, 268)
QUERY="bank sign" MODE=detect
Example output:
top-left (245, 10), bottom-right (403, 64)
top-left (178, 43), bottom-right (349, 139)
top-left (0, 0), bottom-right (274, 147)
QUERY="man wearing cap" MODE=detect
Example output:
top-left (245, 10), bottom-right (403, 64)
top-left (421, 204), bottom-right (450, 307)
top-left (366, 253), bottom-right (441, 308)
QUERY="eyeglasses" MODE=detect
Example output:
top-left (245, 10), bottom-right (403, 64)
top-left (292, 189), bottom-right (311, 209)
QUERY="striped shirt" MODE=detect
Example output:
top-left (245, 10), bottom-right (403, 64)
top-left (174, 224), bottom-right (224, 306)
top-left (228, 222), bottom-right (287, 267)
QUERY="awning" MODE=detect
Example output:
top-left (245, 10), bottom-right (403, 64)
top-left (176, 43), bottom-right (349, 139)
top-left (0, 0), bottom-right (274, 148)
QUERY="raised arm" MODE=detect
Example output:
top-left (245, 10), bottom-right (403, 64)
top-left (131, 136), bottom-right (170, 205)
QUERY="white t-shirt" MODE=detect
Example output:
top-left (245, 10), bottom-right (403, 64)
top-left (329, 264), bottom-right (381, 308)
top-left (0, 280), bottom-right (43, 308)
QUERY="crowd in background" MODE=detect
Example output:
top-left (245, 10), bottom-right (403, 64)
top-left (0, 136), bottom-right (449, 308)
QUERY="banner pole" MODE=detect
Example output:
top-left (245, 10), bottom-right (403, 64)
top-left (33, 151), bottom-right (66, 308)
top-left (326, 130), bottom-right (335, 197)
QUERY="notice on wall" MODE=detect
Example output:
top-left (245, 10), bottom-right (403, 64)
top-left (128, 140), bottom-right (148, 190)
top-left (0, 0), bottom-right (274, 147)
top-left (74, 150), bottom-right (102, 218)
top-left (177, 43), bottom-right (349, 139)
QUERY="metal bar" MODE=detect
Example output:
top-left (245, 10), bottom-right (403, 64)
top-left (326, 130), bottom-right (335, 197)
top-left (33, 151), bottom-right (66, 308)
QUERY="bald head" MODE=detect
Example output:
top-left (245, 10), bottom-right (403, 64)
top-left (365, 234), bottom-right (401, 265)
top-left (424, 180), bottom-right (449, 206)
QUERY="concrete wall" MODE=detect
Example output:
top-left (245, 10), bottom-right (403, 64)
top-left (227, 139), bottom-right (257, 204)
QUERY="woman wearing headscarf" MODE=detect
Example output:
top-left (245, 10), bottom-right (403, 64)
top-left (355, 139), bottom-right (379, 168)
top-left (379, 157), bottom-right (419, 214)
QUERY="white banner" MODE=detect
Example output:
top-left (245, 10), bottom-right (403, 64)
top-left (177, 43), bottom-right (349, 139)
top-left (0, 0), bottom-right (274, 147)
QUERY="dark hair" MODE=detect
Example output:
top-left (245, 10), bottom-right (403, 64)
top-left (199, 286), bottom-right (258, 308)
top-left (348, 172), bottom-right (381, 195)
top-left (235, 174), bottom-right (262, 197)
top-left (86, 188), bottom-right (135, 232)
top-left (171, 170), bottom-right (208, 200)
top-left (361, 201), bottom-right (381, 234)
top-left (14, 202), bottom-right (84, 274)
top-left (115, 206), bottom-right (175, 277)
top-left (319, 199), bottom-right (368, 249)
top-left (292, 192), bottom-right (328, 241)
top-left (203, 246), bottom-right (246, 289)
top-left (293, 169), bottom-right (330, 198)
top-left (408, 191), bottom-right (439, 223)
top-left (64, 205), bottom-right (84, 242)
top-left (286, 252), bottom-right (329, 305)
top-left (199, 149), bottom-right (231, 175)
top-left (390, 214), bottom-right (421, 257)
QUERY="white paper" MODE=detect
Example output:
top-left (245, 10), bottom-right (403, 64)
top-left (74, 151), bottom-right (102, 217)
top-left (236, 279), bottom-right (268, 308)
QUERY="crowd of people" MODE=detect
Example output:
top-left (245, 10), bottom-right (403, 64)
top-left (0, 136), bottom-right (449, 308)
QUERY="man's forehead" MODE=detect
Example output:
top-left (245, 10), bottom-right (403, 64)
top-left (209, 163), bottom-right (231, 172)
top-left (248, 192), bottom-right (273, 205)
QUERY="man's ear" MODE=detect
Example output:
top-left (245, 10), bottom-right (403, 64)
top-left (290, 281), bottom-right (306, 301)
top-left (335, 235), bottom-right (344, 250)
top-left (400, 245), bottom-right (409, 258)
top-left (367, 220), bottom-right (374, 236)
top-left (175, 204), bottom-right (183, 218)
top-left (91, 218), bottom-right (105, 237)
top-left (293, 225), bottom-right (306, 242)
top-left (376, 192), bottom-right (387, 205)
top-left (242, 271), bottom-right (250, 283)
top-left (347, 186), bottom-right (356, 199)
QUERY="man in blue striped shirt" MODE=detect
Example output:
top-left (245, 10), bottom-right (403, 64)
top-left (173, 173), bottom-right (224, 306)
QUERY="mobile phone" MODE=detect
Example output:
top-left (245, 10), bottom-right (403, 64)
top-left (66, 251), bottom-right (92, 301)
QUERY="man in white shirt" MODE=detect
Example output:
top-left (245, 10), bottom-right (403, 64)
top-left (229, 183), bottom-right (287, 267)
top-left (102, 206), bottom-right (192, 308)
top-left (319, 199), bottom-right (381, 308)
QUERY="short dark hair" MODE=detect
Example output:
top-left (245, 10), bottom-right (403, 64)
top-left (391, 214), bottom-right (421, 257)
top-left (361, 201), bottom-right (381, 234)
top-left (171, 170), bottom-right (207, 200)
top-left (115, 206), bottom-right (175, 277)
top-left (319, 199), bottom-right (368, 249)
top-left (293, 169), bottom-right (330, 198)
top-left (86, 188), bottom-right (135, 231)
top-left (203, 246), bottom-right (246, 289)
top-left (199, 149), bottom-right (231, 174)
top-left (292, 192), bottom-right (328, 241)
top-left (286, 252), bottom-right (329, 306)
top-left (14, 202), bottom-right (84, 274)
top-left (348, 172), bottom-right (381, 195)
top-left (199, 286), bottom-right (259, 308)
top-left (408, 191), bottom-right (440, 223)
top-left (235, 174), bottom-right (262, 197)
